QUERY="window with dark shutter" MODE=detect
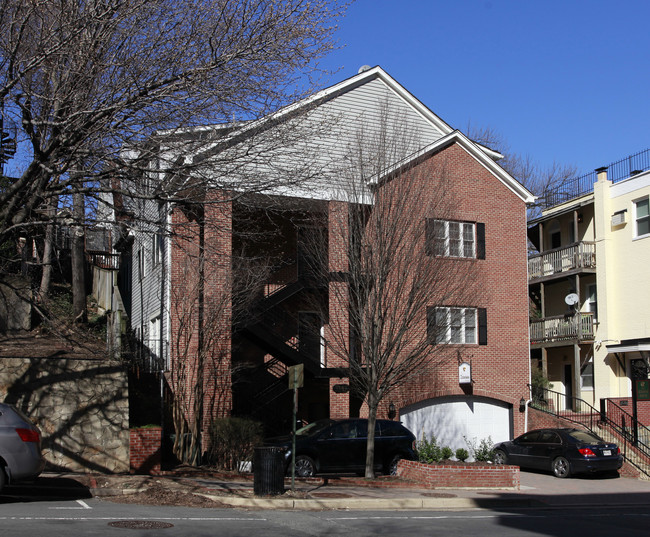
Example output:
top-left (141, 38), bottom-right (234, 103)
top-left (425, 219), bottom-right (484, 259)
top-left (428, 306), bottom-right (483, 345)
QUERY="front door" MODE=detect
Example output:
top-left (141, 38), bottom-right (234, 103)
top-left (564, 364), bottom-right (573, 410)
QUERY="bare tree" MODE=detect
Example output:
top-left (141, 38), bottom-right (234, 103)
top-left (0, 0), bottom-right (346, 294)
top-left (466, 123), bottom-right (577, 218)
top-left (306, 112), bottom-right (484, 477)
top-left (164, 197), bottom-right (276, 464)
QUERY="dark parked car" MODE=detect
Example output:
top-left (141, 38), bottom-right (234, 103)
top-left (265, 418), bottom-right (416, 477)
top-left (493, 428), bottom-right (623, 478)
top-left (0, 403), bottom-right (46, 492)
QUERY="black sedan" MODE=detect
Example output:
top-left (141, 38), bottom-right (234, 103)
top-left (265, 418), bottom-right (416, 477)
top-left (493, 428), bottom-right (623, 478)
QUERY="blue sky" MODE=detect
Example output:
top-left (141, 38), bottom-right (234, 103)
top-left (318, 0), bottom-right (650, 176)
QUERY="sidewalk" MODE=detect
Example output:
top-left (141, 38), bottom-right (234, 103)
top-left (31, 468), bottom-right (650, 511)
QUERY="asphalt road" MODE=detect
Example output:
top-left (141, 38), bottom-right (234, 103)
top-left (1, 495), bottom-right (649, 537)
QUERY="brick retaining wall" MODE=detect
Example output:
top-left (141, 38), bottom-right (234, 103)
top-left (130, 427), bottom-right (162, 474)
top-left (397, 459), bottom-right (520, 489)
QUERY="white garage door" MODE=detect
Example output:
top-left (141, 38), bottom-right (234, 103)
top-left (401, 395), bottom-right (512, 454)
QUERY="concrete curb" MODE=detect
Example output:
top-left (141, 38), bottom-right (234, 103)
top-left (196, 492), bottom-right (545, 511)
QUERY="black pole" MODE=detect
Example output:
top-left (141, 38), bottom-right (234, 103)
top-left (632, 378), bottom-right (639, 447)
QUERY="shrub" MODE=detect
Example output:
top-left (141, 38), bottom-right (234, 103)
top-left (440, 446), bottom-right (453, 460)
top-left (416, 433), bottom-right (442, 463)
top-left (206, 417), bottom-right (263, 471)
top-left (455, 448), bottom-right (469, 462)
top-left (464, 435), bottom-right (496, 462)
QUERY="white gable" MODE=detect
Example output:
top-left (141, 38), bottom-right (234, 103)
top-left (187, 67), bottom-right (532, 204)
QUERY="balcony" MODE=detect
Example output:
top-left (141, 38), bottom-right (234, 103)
top-left (528, 242), bottom-right (596, 282)
top-left (530, 312), bottom-right (595, 346)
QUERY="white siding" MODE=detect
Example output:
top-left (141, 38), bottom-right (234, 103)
top-left (198, 76), bottom-right (447, 202)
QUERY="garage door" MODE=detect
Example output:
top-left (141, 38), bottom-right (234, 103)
top-left (401, 395), bottom-right (512, 454)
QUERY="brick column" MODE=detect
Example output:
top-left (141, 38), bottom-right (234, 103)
top-left (325, 201), bottom-right (350, 417)
top-left (168, 191), bottom-right (233, 453)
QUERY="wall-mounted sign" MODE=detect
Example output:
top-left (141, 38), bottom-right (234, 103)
top-left (459, 362), bottom-right (472, 384)
top-left (332, 383), bottom-right (349, 394)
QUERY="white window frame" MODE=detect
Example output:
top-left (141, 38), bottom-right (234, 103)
top-left (580, 358), bottom-right (594, 391)
top-left (152, 232), bottom-right (163, 266)
top-left (138, 247), bottom-right (146, 280)
top-left (587, 283), bottom-right (597, 321)
top-left (434, 307), bottom-right (477, 344)
top-left (432, 220), bottom-right (476, 258)
top-left (634, 197), bottom-right (650, 238)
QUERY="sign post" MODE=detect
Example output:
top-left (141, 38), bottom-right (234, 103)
top-left (288, 364), bottom-right (304, 491)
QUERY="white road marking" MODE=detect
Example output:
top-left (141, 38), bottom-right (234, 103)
top-left (49, 500), bottom-right (92, 510)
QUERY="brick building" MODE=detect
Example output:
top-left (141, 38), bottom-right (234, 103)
top-left (128, 66), bottom-right (534, 452)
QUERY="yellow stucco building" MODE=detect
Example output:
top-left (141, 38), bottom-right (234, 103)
top-left (528, 151), bottom-right (650, 411)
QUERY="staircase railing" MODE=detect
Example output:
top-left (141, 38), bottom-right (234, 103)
top-left (529, 385), bottom-right (650, 478)
top-left (602, 398), bottom-right (650, 478)
top-left (529, 386), bottom-right (602, 432)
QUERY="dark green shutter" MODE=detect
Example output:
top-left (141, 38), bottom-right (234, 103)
top-left (425, 219), bottom-right (434, 256)
top-left (476, 223), bottom-right (485, 259)
top-left (478, 308), bottom-right (487, 345)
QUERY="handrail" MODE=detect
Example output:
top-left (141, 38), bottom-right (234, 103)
top-left (528, 385), bottom-right (601, 432)
top-left (528, 385), bottom-right (650, 478)
top-left (603, 398), bottom-right (650, 477)
top-left (530, 312), bottom-right (594, 344)
top-left (528, 242), bottom-right (596, 280)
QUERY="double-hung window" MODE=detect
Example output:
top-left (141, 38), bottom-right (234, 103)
top-left (426, 219), bottom-right (485, 259)
top-left (635, 197), bottom-right (650, 238)
top-left (427, 306), bottom-right (487, 345)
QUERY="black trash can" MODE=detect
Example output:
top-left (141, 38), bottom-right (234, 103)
top-left (253, 446), bottom-right (286, 496)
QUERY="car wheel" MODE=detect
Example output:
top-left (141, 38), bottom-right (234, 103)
top-left (0, 467), bottom-right (5, 493)
top-left (294, 455), bottom-right (316, 478)
top-left (552, 456), bottom-right (571, 478)
top-left (493, 449), bottom-right (508, 465)
top-left (387, 454), bottom-right (401, 476)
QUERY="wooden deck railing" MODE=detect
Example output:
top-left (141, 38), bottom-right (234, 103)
top-left (528, 242), bottom-right (595, 280)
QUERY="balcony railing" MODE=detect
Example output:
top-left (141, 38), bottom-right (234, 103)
top-left (528, 242), bottom-right (595, 280)
top-left (530, 312), bottom-right (595, 344)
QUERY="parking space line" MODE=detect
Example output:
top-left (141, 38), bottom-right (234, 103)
top-left (49, 500), bottom-right (92, 510)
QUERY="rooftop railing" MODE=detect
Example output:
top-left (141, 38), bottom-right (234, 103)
top-left (541, 148), bottom-right (650, 210)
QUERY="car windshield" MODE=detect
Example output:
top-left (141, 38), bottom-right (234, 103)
top-left (296, 420), bottom-right (333, 437)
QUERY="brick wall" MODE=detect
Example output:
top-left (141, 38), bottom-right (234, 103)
top-left (325, 142), bottom-right (530, 435)
top-left (527, 407), bottom-right (583, 430)
top-left (608, 398), bottom-right (650, 427)
top-left (326, 201), bottom-right (350, 417)
top-left (130, 427), bottom-right (162, 474)
top-left (168, 192), bottom-right (233, 450)
top-left (398, 459), bottom-right (520, 489)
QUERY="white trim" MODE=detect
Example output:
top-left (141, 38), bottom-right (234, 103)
top-left (368, 130), bottom-right (536, 204)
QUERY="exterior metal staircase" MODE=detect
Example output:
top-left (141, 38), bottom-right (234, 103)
top-left (530, 386), bottom-right (650, 479)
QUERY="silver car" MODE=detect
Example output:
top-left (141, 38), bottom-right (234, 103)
top-left (0, 403), bottom-right (45, 492)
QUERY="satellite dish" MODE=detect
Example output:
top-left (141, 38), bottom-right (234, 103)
top-left (565, 293), bottom-right (579, 306)
top-left (358, 65), bottom-right (372, 74)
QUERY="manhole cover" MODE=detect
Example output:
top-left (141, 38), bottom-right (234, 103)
top-left (420, 492), bottom-right (457, 498)
top-left (108, 521), bottom-right (174, 530)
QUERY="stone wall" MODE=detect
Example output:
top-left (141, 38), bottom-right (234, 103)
top-left (0, 357), bottom-right (129, 473)
top-left (0, 275), bottom-right (32, 332)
